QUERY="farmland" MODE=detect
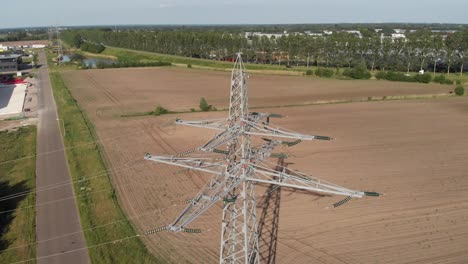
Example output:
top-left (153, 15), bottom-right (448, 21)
top-left (62, 67), bottom-right (453, 116)
top-left (60, 66), bottom-right (468, 263)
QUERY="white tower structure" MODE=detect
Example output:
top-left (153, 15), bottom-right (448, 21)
top-left (144, 53), bottom-right (378, 263)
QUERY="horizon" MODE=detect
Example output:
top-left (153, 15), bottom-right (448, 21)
top-left (1, 22), bottom-right (468, 31)
top-left (1, 0), bottom-right (467, 29)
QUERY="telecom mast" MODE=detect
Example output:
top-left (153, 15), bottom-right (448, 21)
top-left (144, 53), bottom-right (378, 263)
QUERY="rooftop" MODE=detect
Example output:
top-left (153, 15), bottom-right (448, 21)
top-left (0, 54), bottom-right (22, 60)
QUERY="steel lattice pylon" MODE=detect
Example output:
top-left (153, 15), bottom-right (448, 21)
top-left (144, 53), bottom-right (378, 263)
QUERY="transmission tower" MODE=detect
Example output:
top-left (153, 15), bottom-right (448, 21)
top-left (49, 26), bottom-right (63, 65)
top-left (144, 53), bottom-right (379, 263)
top-left (47, 27), bottom-right (54, 47)
top-left (54, 26), bottom-right (63, 65)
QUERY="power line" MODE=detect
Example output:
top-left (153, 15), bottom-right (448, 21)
top-left (0, 204), bottom-right (176, 254)
top-left (0, 158), bottom-right (145, 203)
top-left (0, 129), bottom-right (148, 167)
top-left (10, 235), bottom-right (140, 264)
top-left (0, 186), bottom-right (117, 215)
top-left (0, 122), bottom-right (181, 203)
top-left (0, 159), bottom-right (156, 215)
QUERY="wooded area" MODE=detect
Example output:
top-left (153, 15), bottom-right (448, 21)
top-left (62, 28), bottom-right (468, 74)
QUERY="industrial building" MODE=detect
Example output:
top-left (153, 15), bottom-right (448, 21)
top-left (0, 54), bottom-right (22, 73)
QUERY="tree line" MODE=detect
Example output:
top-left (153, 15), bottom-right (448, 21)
top-left (0, 29), bottom-right (48, 42)
top-left (62, 29), bottom-right (468, 75)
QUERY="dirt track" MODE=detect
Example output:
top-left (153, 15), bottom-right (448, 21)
top-left (63, 67), bottom-right (468, 263)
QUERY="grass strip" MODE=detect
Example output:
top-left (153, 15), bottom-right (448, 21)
top-left (0, 126), bottom-right (36, 263)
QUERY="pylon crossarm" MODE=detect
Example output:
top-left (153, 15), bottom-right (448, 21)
top-left (248, 112), bottom-right (270, 123)
top-left (176, 118), bottom-right (228, 131)
top-left (249, 140), bottom-right (281, 162)
top-left (170, 167), bottom-right (244, 231)
top-left (201, 127), bottom-right (242, 151)
top-left (144, 153), bottom-right (226, 176)
top-left (243, 119), bottom-right (332, 141)
top-left (248, 163), bottom-right (364, 198)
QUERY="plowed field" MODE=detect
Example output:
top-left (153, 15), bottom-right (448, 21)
top-left (62, 67), bottom-right (468, 263)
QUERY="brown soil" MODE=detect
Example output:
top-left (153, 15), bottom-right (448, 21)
top-left (62, 67), bottom-right (452, 117)
top-left (63, 67), bottom-right (468, 263)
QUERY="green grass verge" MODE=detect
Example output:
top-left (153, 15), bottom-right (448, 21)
top-left (0, 126), bottom-right (36, 263)
top-left (49, 72), bottom-right (162, 263)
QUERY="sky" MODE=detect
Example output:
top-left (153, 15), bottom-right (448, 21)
top-left (1, 0), bottom-right (467, 29)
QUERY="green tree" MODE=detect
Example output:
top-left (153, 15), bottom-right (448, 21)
top-left (199, 97), bottom-right (211, 111)
top-left (449, 30), bottom-right (468, 75)
top-left (429, 35), bottom-right (445, 76)
top-left (367, 35), bottom-right (381, 72)
top-left (407, 30), bottom-right (433, 71)
top-left (72, 33), bottom-right (83, 48)
top-left (445, 34), bottom-right (458, 76)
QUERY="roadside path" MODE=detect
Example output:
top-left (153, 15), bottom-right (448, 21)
top-left (35, 51), bottom-right (90, 264)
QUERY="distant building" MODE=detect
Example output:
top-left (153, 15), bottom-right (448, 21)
top-left (391, 33), bottom-right (406, 40)
top-left (245, 32), bottom-right (288, 39)
top-left (344, 30), bottom-right (363, 38)
top-left (0, 54), bottom-right (22, 73)
top-left (304, 31), bottom-right (323, 37)
top-left (32, 44), bottom-right (46, 49)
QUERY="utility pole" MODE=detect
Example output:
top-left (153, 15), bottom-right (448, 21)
top-left (144, 53), bottom-right (379, 263)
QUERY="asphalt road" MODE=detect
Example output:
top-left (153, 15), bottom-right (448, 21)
top-left (35, 51), bottom-right (90, 264)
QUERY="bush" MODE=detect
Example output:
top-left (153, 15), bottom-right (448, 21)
top-left (385, 71), bottom-right (415, 82)
top-left (375, 71), bottom-right (386, 80)
top-left (433, 75), bottom-right (444, 83)
top-left (199, 97), bottom-right (212, 111)
top-left (455, 86), bottom-right (464, 96)
top-left (89, 60), bottom-right (171, 69)
top-left (80, 42), bottom-right (105, 54)
top-left (152, 105), bottom-right (168, 115)
top-left (342, 62), bottom-right (371, 79)
top-left (414, 73), bottom-right (432, 84)
top-left (315, 68), bottom-right (334, 78)
top-left (305, 69), bottom-right (313, 76)
top-left (376, 71), bottom-right (432, 83)
top-left (187, 63), bottom-right (192, 68)
top-left (456, 80), bottom-right (462, 85)
top-left (434, 75), bottom-right (454, 85)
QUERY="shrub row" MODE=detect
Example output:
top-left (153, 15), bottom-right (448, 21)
top-left (315, 68), bottom-right (334, 78)
top-left (152, 105), bottom-right (169, 115)
top-left (95, 61), bottom-right (171, 69)
top-left (434, 75), bottom-right (455, 85)
top-left (376, 71), bottom-right (433, 83)
top-left (342, 62), bottom-right (371, 79)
